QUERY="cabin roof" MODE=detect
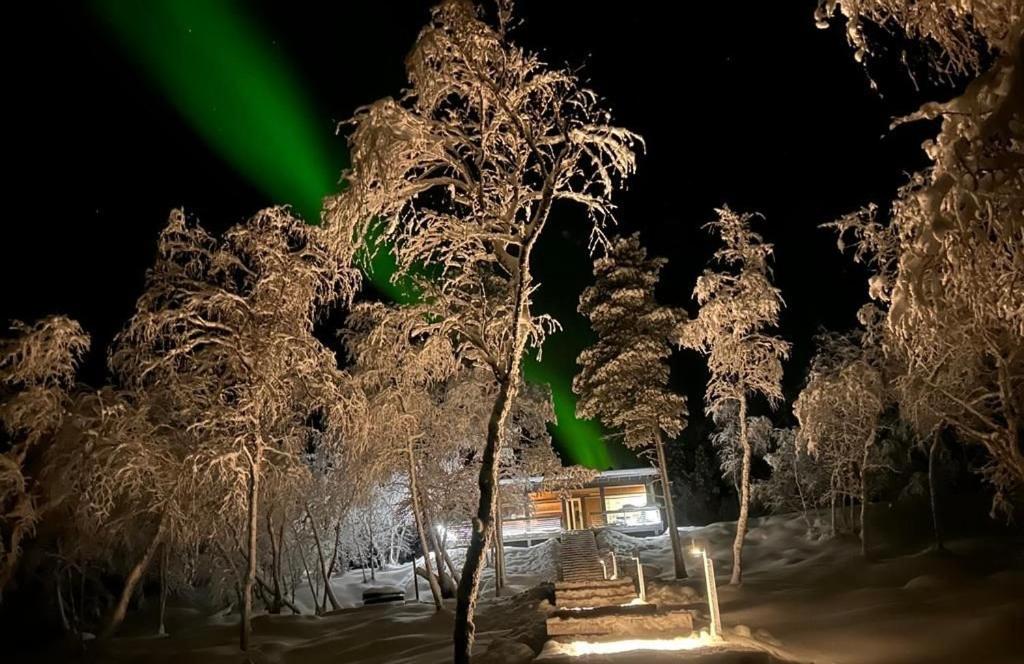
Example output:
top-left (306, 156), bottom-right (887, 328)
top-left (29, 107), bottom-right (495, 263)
top-left (500, 466), bottom-right (658, 487)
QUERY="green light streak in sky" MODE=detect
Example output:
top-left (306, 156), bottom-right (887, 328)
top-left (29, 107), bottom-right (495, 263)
top-left (523, 355), bottom-right (613, 469)
top-left (94, 0), bottom-right (621, 469)
top-left (94, 0), bottom-right (334, 221)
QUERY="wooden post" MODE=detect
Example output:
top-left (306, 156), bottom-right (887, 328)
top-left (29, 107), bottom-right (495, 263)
top-left (702, 548), bottom-right (722, 639)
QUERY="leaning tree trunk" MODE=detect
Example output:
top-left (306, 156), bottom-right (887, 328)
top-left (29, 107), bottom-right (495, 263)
top-left (454, 375), bottom-right (520, 663)
top-left (425, 503), bottom-right (456, 597)
top-left (240, 448), bottom-right (262, 652)
top-left (408, 440), bottom-right (444, 611)
top-left (859, 431), bottom-right (874, 559)
top-left (731, 395), bottom-right (751, 586)
top-left (454, 263), bottom-right (534, 662)
top-left (653, 428), bottom-right (687, 578)
top-left (100, 516), bottom-right (166, 639)
top-left (927, 430), bottom-right (945, 552)
top-left (438, 527), bottom-right (461, 585)
top-left (306, 506), bottom-right (341, 611)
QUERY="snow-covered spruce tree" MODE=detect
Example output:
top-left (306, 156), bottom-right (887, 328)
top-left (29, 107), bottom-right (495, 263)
top-left (574, 234), bottom-right (688, 578)
top-left (0, 316), bottom-right (89, 595)
top-left (111, 208), bottom-right (360, 650)
top-left (794, 329), bottom-right (886, 555)
top-left (675, 208), bottom-right (789, 585)
top-left (326, 2), bottom-right (640, 659)
top-left (825, 11), bottom-right (1023, 517)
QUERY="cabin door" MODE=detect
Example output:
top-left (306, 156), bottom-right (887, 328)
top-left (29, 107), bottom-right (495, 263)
top-left (565, 497), bottom-right (585, 530)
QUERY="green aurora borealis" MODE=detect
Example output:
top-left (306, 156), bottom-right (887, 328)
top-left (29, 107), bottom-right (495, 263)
top-left (93, 0), bottom-right (625, 469)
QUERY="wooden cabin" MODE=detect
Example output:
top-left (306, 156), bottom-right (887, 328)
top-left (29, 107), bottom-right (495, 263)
top-left (497, 468), bottom-right (664, 546)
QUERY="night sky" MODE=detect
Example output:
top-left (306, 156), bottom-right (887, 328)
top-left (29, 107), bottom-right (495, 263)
top-left (3, 1), bottom-right (955, 467)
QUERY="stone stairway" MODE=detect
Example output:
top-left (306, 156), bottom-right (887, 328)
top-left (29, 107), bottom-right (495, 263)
top-left (554, 577), bottom-right (637, 609)
top-left (546, 529), bottom-right (695, 639)
top-left (558, 530), bottom-right (606, 582)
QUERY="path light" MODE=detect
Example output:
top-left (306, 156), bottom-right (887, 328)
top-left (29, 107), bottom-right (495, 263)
top-left (554, 634), bottom-right (715, 657)
top-left (690, 538), bottom-right (722, 640)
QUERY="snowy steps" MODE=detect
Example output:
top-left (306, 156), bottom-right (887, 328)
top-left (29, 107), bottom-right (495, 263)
top-left (558, 530), bottom-right (606, 582)
top-left (549, 530), bottom-right (696, 640)
top-left (545, 603), bottom-right (694, 637)
top-left (554, 577), bottom-right (638, 609)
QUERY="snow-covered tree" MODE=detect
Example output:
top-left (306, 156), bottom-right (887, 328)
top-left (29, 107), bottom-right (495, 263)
top-left (815, 0), bottom-right (1021, 76)
top-left (754, 425), bottom-right (825, 530)
top-left (0, 316), bottom-right (89, 594)
top-left (675, 207), bottom-right (789, 584)
top-left (110, 207), bottom-right (360, 650)
top-left (574, 234), bottom-right (688, 578)
top-left (710, 403), bottom-right (774, 498)
top-left (794, 330), bottom-right (886, 554)
top-left (827, 24), bottom-right (1023, 517)
top-left (44, 387), bottom-right (194, 636)
top-left (343, 301), bottom-right (460, 610)
top-left (326, 2), bottom-right (641, 658)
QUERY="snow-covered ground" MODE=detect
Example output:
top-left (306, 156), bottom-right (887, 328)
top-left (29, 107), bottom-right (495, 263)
top-left (17, 507), bottom-right (1022, 664)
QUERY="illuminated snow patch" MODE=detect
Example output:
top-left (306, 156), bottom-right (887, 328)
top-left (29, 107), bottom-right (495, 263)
top-left (553, 633), bottom-right (716, 656)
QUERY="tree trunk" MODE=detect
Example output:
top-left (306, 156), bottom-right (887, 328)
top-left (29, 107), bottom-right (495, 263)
top-left (654, 428), bottom-right (687, 578)
top-left (454, 200), bottom-right (544, 663)
top-left (158, 544), bottom-right (168, 636)
top-left (927, 431), bottom-right (945, 552)
top-left (436, 526), bottom-right (460, 585)
top-left (454, 372), bottom-right (522, 663)
top-left (101, 517), bottom-right (166, 639)
top-left (791, 442), bottom-right (812, 530)
top-left (56, 568), bottom-right (71, 633)
top-left (265, 513), bottom-right (282, 614)
top-left (293, 527), bottom-right (320, 613)
top-left (306, 508), bottom-right (341, 612)
top-left (408, 440), bottom-right (444, 611)
top-left (494, 490), bottom-right (507, 594)
top-left (731, 395), bottom-right (751, 586)
top-left (240, 449), bottom-right (261, 652)
top-left (425, 505), bottom-right (456, 597)
top-left (860, 431), bottom-right (873, 559)
top-left (830, 489), bottom-right (836, 537)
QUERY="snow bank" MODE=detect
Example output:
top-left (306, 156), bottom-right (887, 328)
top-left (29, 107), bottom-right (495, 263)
top-left (27, 509), bottom-right (1021, 664)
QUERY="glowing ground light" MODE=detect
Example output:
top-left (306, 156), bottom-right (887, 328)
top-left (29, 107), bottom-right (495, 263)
top-left (550, 632), bottom-right (717, 657)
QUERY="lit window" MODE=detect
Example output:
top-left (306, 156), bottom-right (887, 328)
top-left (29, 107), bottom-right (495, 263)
top-left (604, 492), bottom-right (647, 511)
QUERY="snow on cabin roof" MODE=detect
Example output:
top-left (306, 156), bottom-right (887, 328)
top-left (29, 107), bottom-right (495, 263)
top-left (500, 467), bottom-right (658, 486)
top-left (595, 467), bottom-right (659, 480)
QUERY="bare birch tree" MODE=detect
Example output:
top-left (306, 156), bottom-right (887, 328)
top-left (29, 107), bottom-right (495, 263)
top-left (574, 234), bottom-right (688, 578)
top-left (326, 2), bottom-right (641, 659)
top-left (675, 207), bottom-right (789, 584)
top-left (0, 316), bottom-right (89, 595)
